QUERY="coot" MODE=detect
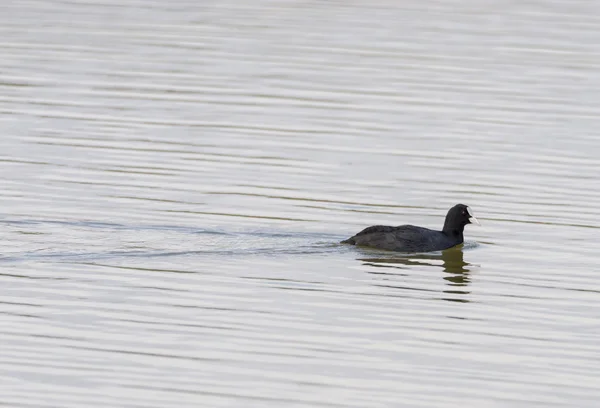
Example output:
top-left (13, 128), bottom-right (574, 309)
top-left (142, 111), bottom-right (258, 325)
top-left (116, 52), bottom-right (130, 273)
top-left (341, 204), bottom-right (480, 252)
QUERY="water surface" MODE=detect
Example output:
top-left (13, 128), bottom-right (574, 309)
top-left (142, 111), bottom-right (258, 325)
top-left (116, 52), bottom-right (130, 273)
top-left (1, 1), bottom-right (600, 407)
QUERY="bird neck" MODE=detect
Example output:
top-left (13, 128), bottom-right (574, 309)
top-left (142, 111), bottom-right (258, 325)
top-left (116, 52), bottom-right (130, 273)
top-left (443, 226), bottom-right (464, 242)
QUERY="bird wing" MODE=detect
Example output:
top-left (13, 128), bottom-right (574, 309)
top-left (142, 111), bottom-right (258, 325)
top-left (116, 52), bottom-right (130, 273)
top-left (348, 225), bottom-right (436, 252)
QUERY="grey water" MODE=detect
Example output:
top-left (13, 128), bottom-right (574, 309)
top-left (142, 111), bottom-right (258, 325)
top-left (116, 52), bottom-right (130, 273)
top-left (1, 1), bottom-right (600, 407)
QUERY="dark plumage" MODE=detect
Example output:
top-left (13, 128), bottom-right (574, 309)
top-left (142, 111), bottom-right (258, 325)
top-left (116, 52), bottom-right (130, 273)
top-left (341, 204), bottom-right (480, 253)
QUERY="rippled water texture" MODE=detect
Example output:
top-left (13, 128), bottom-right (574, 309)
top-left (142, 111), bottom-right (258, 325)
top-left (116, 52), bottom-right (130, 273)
top-left (1, 1), bottom-right (600, 407)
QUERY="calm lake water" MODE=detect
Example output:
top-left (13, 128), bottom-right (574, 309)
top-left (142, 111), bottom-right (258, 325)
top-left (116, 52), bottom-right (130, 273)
top-left (2, 1), bottom-right (600, 407)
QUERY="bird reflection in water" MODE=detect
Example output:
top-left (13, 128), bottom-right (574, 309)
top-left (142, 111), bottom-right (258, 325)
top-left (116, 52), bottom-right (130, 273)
top-left (359, 247), bottom-right (472, 303)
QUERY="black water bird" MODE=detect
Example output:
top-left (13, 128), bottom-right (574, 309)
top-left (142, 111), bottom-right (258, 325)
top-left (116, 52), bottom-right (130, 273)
top-left (341, 204), bottom-right (480, 253)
